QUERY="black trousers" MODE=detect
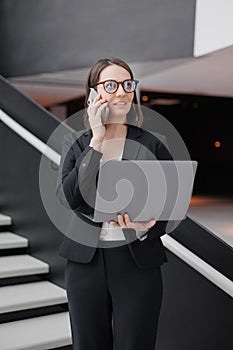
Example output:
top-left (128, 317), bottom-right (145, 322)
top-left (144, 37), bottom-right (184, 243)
top-left (65, 242), bottom-right (163, 350)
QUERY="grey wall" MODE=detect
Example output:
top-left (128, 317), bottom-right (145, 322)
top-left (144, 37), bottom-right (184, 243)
top-left (0, 0), bottom-right (196, 77)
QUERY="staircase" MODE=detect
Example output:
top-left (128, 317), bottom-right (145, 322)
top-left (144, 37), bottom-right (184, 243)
top-left (0, 213), bottom-right (72, 349)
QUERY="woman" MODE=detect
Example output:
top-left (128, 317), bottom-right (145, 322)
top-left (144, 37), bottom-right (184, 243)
top-left (56, 57), bottom-right (172, 350)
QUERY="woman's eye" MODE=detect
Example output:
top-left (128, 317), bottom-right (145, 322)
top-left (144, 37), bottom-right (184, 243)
top-left (125, 81), bottom-right (132, 89)
top-left (105, 81), bottom-right (116, 91)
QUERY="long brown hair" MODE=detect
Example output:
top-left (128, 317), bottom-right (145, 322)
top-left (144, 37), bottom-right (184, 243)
top-left (83, 57), bottom-right (143, 129)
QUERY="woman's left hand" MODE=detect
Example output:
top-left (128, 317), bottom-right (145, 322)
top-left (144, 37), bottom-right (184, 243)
top-left (108, 213), bottom-right (156, 231)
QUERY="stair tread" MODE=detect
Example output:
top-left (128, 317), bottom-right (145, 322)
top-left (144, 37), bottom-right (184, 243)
top-left (0, 281), bottom-right (67, 313)
top-left (0, 312), bottom-right (72, 349)
top-left (0, 255), bottom-right (49, 278)
top-left (0, 214), bottom-right (11, 226)
top-left (0, 232), bottom-right (28, 249)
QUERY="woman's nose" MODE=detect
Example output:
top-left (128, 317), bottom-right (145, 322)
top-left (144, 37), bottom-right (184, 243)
top-left (116, 83), bottom-right (126, 96)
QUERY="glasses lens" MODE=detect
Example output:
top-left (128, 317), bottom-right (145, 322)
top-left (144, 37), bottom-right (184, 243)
top-left (123, 80), bottom-right (136, 92)
top-left (104, 80), bottom-right (118, 93)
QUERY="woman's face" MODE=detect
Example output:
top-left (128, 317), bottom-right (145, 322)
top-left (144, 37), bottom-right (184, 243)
top-left (96, 64), bottom-right (134, 123)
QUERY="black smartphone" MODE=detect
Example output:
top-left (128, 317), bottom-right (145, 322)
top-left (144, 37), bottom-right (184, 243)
top-left (87, 88), bottom-right (110, 124)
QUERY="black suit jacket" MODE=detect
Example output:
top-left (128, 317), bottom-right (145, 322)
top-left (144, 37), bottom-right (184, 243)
top-left (56, 124), bottom-right (173, 269)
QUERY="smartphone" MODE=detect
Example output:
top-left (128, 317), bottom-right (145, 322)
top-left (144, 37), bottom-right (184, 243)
top-left (87, 88), bottom-right (110, 124)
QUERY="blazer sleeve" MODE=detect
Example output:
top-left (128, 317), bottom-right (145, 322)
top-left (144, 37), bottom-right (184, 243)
top-left (146, 134), bottom-right (173, 240)
top-left (56, 133), bottom-right (103, 214)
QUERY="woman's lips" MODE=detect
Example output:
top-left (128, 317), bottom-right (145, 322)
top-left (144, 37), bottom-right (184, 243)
top-left (113, 102), bottom-right (127, 106)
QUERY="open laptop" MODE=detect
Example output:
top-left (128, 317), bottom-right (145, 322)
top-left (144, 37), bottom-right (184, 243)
top-left (93, 160), bottom-right (198, 222)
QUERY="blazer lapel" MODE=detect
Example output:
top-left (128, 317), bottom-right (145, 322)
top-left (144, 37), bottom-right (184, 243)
top-left (122, 124), bottom-right (142, 160)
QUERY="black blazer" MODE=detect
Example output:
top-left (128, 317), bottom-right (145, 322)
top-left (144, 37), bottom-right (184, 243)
top-left (56, 124), bottom-right (173, 269)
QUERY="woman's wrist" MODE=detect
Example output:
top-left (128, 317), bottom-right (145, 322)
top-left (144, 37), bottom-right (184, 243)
top-left (89, 137), bottom-right (104, 152)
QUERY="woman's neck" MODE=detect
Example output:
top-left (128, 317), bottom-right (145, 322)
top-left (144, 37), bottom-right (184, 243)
top-left (104, 123), bottom-right (127, 139)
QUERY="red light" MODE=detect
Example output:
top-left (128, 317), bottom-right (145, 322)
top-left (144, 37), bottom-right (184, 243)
top-left (215, 141), bottom-right (221, 148)
top-left (142, 95), bottom-right (149, 102)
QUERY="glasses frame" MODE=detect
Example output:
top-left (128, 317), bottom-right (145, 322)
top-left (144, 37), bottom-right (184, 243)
top-left (94, 79), bottom-right (139, 94)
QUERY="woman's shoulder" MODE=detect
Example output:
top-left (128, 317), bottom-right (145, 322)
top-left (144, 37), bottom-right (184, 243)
top-left (62, 128), bottom-right (91, 147)
top-left (137, 125), bottom-right (167, 144)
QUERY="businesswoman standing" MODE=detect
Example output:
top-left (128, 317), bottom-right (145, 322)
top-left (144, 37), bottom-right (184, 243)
top-left (56, 57), bottom-right (172, 350)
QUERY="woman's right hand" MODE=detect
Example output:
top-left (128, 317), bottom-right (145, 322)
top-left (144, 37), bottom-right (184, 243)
top-left (87, 93), bottom-right (108, 141)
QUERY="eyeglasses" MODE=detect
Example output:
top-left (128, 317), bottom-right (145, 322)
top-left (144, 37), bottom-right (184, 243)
top-left (94, 79), bottom-right (139, 94)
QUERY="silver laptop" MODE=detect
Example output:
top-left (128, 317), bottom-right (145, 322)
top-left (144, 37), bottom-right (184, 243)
top-left (93, 160), bottom-right (198, 222)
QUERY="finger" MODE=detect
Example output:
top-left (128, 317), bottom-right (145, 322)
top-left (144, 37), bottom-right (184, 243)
top-left (145, 220), bottom-right (156, 229)
top-left (95, 99), bottom-right (107, 107)
top-left (124, 213), bottom-right (131, 225)
top-left (88, 94), bottom-right (101, 106)
top-left (149, 219), bottom-right (156, 226)
top-left (117, 214), bottom-right (125, 227)
top-left (93, 101), bottom-right (108, 115)
top-left (109, 221), bottom-right (119, 226)
top-left (93, 93), bottom-right (102, 102)
top-left (97, 102), bottom-right (108, 112)
top-left (142, 219), bottom-right (156, 227)
top-left (90, 99), bottom-right (104, 111)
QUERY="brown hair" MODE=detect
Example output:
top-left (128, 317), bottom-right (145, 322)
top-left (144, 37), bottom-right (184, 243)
top-left (82, 57), bottom-right (143, 129)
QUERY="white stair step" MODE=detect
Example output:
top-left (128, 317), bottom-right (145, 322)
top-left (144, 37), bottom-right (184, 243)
top-left (0, 281), bottom-right (67, 313)
top-left (0, 232), bottom-right (28, 249)
top-left (0, 214), bottom-right (11, 226)
top-left (0, 312), bottom-right (72, 349)
top-left (0, 255), bottom-right (49, 278)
